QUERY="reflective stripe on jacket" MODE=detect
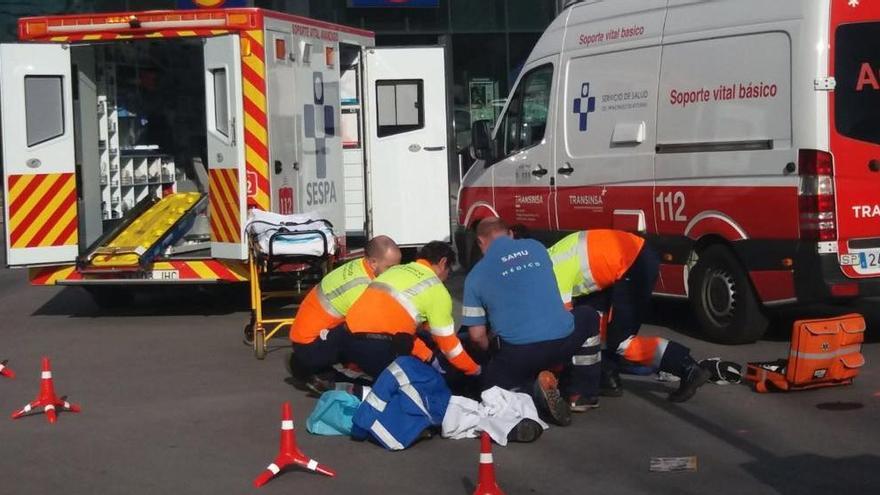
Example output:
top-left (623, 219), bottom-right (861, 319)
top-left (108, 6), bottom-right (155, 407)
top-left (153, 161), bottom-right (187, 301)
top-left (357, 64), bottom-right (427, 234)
top-left (347, 260), bottom-right (479, 374)
top-left (352, 357), bottom-right (451, 451)
top-left (549, 230), bottom-right (645, 304)
top-left (290, 258), bottom-right (375, 344)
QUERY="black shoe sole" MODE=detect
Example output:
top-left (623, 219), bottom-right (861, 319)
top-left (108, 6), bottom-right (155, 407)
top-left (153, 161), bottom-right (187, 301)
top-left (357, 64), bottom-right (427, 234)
top-left (507, 419), bottom-right (544, 443)
top-left (535, 372), bottom-right (572, 427)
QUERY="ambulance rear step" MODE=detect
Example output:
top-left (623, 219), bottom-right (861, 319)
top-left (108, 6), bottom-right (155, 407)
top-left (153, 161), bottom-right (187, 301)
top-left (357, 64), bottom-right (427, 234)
top-left (78, 192), bottom-right (206, 273)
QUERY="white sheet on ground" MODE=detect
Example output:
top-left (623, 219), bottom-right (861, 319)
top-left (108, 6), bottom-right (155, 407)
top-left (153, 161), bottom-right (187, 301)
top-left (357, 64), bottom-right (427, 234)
top-left (246, 209), bottom-right (336, 256)
top-left (441, 386), bottom-right (548, 446)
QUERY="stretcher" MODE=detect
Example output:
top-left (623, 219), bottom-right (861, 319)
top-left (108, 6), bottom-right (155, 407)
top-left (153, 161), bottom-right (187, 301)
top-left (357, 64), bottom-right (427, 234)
top-left (79, 192), bottom-right (205, 271)
top-left (244, 210), bottom-right (337, 359)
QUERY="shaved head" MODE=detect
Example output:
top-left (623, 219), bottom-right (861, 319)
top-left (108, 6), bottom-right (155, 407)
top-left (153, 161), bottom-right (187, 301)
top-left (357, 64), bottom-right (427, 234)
top-left (475, 217), bottom-right (511, 254)
top-left (365, 235), bottom-right (401, 276)
top-left (476, 217), bottom-right (508, 239)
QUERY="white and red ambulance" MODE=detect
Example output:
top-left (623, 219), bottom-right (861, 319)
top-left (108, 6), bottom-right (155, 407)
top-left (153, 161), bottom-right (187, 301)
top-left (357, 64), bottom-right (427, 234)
top-left (1, 8), bottom-right (452, 304)
top-left (458, 0), bottom-right (880, 343)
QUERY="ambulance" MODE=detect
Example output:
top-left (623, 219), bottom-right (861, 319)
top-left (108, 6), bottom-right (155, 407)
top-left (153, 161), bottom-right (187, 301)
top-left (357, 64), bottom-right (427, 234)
top-left (458, 0), bottom-right (880, 343)
top-left (1, 8), bottom-right (452, 304)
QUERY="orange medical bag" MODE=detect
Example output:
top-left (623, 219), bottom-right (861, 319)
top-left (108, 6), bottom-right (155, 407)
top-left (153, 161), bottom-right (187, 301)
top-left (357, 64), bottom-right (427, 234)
top-left (746, 313), bottom-right (866, 393)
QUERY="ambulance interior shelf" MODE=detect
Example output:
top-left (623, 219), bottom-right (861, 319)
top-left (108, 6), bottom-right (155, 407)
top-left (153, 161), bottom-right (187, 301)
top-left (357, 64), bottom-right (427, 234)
top-left (73, 38), bottom-right (209, 257)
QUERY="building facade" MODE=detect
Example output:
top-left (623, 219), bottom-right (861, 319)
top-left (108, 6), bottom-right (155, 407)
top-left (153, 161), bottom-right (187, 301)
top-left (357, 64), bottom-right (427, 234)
top-left (0, 0), bottom-right (561, 152)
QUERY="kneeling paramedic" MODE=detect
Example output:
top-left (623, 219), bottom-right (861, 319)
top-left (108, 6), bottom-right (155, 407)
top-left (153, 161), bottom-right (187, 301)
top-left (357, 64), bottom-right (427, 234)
top-left (288, 236), bottom-right (401, 393)
top-left (549, 229), bottom-right (710, 402)
top-left (463, 218), bottom-right (601, 425)
top-left (345, 241), bottom-right (481, 378)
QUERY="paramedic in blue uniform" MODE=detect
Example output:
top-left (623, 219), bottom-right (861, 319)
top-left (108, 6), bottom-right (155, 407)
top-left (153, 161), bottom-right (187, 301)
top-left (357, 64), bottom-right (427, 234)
top-left (461, 217), bottom-right (602, 426)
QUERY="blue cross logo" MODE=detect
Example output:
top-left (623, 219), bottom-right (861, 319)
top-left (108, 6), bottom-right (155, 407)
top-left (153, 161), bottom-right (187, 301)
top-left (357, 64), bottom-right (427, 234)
top-left (573, 82), bottom-right (596, 132)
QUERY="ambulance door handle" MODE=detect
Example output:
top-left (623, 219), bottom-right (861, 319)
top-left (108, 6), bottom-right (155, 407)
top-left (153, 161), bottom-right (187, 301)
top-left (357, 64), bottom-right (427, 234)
top-left (423, 146), bottom-right (445, 151)
top-left (531, 165), bottom-right (548, 177)
top-left (558, 162), bottom-right (574, 175)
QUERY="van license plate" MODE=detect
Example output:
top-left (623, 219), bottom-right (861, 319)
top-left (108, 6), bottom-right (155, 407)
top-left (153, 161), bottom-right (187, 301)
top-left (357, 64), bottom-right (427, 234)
top-left (855, 251), bottom-right (880, 274)
top-left (146, 269), bottom-right (179, 280)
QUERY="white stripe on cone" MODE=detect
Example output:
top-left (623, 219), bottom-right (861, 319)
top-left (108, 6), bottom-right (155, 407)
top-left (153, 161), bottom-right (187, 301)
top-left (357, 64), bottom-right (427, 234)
top-left (307, 459), bottom-right (318, 471)
top-left (44, 405), bottom-right (55, 412)
top-left (41, 371), bottom-right (52, 379)
top-left (281, 420), bottom-right (294, 430)
top-left (267, 463), bottom-right (280, 475)
top-left (480, 453), bottom-right (493, 464)
top-left (23, 404), bottom-right (32, 413)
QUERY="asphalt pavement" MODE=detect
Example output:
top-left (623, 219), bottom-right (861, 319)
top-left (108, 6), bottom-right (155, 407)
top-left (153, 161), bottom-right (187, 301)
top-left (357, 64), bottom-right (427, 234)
top-left (0, 267), bottom-right (877, 495)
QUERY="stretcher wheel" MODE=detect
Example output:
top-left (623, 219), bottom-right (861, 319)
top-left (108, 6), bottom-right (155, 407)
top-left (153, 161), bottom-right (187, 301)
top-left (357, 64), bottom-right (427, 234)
top-left (243, 323), bottom-right (254, 346)
top-left (254, 328), bottom-right (267, 360)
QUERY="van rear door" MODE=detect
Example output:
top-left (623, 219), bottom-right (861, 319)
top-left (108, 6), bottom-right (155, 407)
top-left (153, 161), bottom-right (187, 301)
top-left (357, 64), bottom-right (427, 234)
top-left (364, 46), bottom-right (452, 246)
top-left (830, 7), bottom-right (880, 278)
top-left (1, 44), bottom-right (78, 267)
top-left (203, 34), bottom-right (247, 260)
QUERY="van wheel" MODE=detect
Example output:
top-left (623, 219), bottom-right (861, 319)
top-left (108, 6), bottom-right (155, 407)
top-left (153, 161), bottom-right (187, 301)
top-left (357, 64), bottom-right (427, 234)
top-left (460, 229), bottom-right (482, 272)
top-left (689, 245), bottom-right (768, 344)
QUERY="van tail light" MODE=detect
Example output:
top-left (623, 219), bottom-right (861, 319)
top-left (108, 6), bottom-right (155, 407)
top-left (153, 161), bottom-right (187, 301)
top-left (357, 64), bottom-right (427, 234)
top-left (798, 149), bottom-right (836, 241)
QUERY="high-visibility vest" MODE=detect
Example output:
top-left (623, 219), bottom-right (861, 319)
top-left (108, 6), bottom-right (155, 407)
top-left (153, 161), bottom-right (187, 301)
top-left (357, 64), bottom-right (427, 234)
top-left (351, 357), bottom-right (450, 451)
top-left (290, 258), bottom-right (375, 344)
top-left (347, 260), bottom-right (479, 374)
top-left (549, 230), bottom-right (645, 305)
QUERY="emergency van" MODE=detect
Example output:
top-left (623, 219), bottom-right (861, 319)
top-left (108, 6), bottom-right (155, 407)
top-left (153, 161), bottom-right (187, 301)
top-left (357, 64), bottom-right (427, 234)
top-left (1, 8), bottom-right (452, 303)
top-left (458, 0), bottom-right (880, 343)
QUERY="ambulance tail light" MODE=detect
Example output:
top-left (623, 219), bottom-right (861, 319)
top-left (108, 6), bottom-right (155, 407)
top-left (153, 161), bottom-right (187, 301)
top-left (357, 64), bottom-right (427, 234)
top-left (798, 149), bottom-right (836, 242)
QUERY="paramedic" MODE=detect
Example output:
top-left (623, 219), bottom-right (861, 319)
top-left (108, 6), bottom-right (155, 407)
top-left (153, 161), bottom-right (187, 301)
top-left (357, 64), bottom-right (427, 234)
top-left (549, 229), bottom-right (711, 403)
top-left (345, 241), bottom-right (481, 378)
top-left (288, 235), bottom-right (401, 393)
top-left (462, 218), bottom-right (602, 426)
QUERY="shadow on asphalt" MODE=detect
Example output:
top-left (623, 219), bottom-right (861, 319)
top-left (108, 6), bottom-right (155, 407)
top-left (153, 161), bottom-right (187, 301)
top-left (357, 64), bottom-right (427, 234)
top-left (649, 299), bottom-right (880, 344)
top-left (625, 379), bottom-right (880, 494)
top-left (31, 285), bottom-right (253, 318)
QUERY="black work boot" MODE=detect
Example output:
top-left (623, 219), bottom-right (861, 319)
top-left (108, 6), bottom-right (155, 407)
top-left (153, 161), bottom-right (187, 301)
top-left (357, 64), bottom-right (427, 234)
top-left (600, 367), bottom-right (623, 397)
top-left (507, 418), bottom-right (544, 443)
top-left (668, 362), bottom-right (712, 403)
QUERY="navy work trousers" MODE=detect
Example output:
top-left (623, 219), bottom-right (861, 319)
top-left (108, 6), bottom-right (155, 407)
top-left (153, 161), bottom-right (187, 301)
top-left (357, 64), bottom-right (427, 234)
top-left (480, 305), bottom-right (601, 399)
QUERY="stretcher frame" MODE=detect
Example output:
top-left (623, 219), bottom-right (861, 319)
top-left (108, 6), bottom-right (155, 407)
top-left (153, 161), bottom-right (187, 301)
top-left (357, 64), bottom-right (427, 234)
top-left (245, 220), bottom-right (334, 359)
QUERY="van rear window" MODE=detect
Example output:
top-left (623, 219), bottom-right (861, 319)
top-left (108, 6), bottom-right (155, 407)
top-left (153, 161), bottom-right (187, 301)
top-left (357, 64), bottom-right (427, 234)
top-left (835, 22), bottom-right (880, 145)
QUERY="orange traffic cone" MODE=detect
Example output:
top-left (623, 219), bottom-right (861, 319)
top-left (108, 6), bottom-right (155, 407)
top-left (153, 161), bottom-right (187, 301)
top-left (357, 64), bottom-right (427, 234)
top-left (253, 402), bottom-right (335, 487)
top-left (0, 360), bottom-right (14, 379)
top-left (11, 357), bottom-right (80, 424)
top-left (473, 431), bottom-right (505, 495)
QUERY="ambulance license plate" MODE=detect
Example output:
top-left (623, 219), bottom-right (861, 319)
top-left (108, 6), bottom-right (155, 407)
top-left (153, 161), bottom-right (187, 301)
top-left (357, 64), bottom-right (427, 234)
top-left (146, 269), bottom-right (180, 280)
top-left (854, 250), bottom-right (880, 275)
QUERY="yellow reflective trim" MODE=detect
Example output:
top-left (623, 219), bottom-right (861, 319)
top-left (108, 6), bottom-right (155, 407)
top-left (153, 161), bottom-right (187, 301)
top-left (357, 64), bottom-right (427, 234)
top-left (243, 79), bottom-right (267, 113)
top-left (189, 261), bottom-right (219, 280)
top-left (47, 266), bottom-right (76, 285)
top-left (177, 30), bottom-right (197, 37)
top-left (243, 53), bottom-right (265, 77)
top-left (9, 174), bottom-right (56, 228)
top-left (246, 144), bottom-right (268, 170)
top-left (14, 177), bottom-right (74, 248)
top-left (39, 202), bottom-right (76, 247)
top-left (82, 34), bottom-right (103, 41)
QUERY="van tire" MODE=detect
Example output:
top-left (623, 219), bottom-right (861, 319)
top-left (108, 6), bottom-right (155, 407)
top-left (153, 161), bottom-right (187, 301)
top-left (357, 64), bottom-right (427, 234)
top-left (689, 245), bottom-right (768, 344)
top-left (459, 229), bottom-right (482, 272)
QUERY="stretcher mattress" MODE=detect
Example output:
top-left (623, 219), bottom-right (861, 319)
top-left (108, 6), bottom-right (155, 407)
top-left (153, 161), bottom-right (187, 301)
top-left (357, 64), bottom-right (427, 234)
top-left (246, 210), bottom-right (336, 257)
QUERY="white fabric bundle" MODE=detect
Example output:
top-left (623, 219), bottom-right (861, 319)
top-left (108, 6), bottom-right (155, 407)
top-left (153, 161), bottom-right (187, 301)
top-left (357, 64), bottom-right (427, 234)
top-left (246, 209), bottom-right (336, 257)
top-left (441, 386), bottom-right (548, 446)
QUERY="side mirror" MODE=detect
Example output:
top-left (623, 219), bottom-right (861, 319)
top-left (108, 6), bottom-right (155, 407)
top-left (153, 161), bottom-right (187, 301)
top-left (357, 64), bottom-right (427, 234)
top-left (469, 119), bottom-right (493, 162)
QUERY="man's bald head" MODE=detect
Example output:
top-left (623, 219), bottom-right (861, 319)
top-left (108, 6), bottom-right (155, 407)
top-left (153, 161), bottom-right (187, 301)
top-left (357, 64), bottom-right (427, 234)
top-left (365, 235), bottom-right (401, 276)
top-left (476, 217), bottom-right (510, 254)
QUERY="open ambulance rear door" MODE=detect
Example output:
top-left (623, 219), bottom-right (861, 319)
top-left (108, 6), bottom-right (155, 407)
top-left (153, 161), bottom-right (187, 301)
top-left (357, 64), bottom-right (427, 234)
top-left (364, 46), bottom-right (452, 246)
top-left (1, 44), bottom-right (79, 267)
top-left (204, 34), bottom-right (247, 260)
